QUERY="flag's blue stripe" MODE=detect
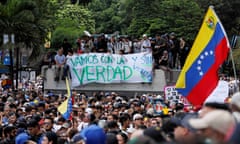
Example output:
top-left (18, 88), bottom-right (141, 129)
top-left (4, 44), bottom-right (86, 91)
top-left (62, 112), bottom-right (70, 120)
top-left (62, 98), bottom-right (72, 120)
top-left (177, 23), bottom-right (225, 96)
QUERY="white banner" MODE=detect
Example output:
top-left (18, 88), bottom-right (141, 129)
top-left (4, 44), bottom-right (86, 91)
top-left (204, 80), bottom-right (229, 103)
top-left (68, 52), bottom-right (153, 87)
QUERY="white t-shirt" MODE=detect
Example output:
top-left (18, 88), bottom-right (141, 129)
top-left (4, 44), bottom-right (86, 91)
top-left (141, 39), bottom-right (151, 52)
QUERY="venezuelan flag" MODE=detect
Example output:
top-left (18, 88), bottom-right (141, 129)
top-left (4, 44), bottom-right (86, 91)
top-left (58, 78), bottom-right (73, 120)
top-left (175, 6), bottom-right (230, 106)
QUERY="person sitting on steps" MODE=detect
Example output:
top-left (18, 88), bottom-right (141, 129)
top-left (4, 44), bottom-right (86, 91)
top-left (54, 48), bottom-right (66, 81)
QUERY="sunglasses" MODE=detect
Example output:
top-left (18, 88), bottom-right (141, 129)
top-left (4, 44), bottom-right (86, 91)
top-left (135, 118), bottom-right (143, 120)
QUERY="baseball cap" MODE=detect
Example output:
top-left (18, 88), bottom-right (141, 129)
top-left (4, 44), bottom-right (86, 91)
top-left (71, 133), bottom-right (85, 143)
top-left (189, 110), bottom-right (236, 135)
top-left (142, 34), bottom-right (147, 37)
top-left (85, 108), bottom-right (93, 114)
top-left (170, 32), bottom-right (176, 36)
top-left (48, 92), bottom-right (54, 97)
top-left (133, 113), bottom-right (143, 120)
top-left (81, 125), bottom-right (106, 144)
top-left (204, 102), bottom-right (230, 111)
top-left (231, 92), bottom-right (240, 109)
top-left (62, 122), bottom-right (71, 129)
top-left (7, 96), bottom-right (14, 103)
top-left (171, 113), bottom-right (198, 132)
top-left (73, 104), bottom-right (79, 108)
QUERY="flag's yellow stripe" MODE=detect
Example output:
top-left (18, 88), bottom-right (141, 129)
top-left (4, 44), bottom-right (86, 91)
top-left (58, 99), bottom-right (68, 115)
top-left (176, 7), bottom-right (217, 88)
top-left (57, 78), bottom-right (72, 117)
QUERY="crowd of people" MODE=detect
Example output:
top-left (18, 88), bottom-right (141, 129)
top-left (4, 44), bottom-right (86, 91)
top-left (0, 73), bottom-right (240, 144)
top-left (0, 33), bottom-right (240, 144)
top-left (41, 33), bottom-right (190, 81)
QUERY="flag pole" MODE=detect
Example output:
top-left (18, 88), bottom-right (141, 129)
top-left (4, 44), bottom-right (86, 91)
top-left (229, 44), bottom-right (239, 92)
top-left (211, 5), bottom-right (239, 91)
top-left (175, 6), bottom-right (231, 105)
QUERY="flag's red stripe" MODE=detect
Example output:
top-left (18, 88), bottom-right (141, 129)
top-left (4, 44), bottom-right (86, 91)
top-left (72, 95), bottom-right (74, 105)
top-left (187, 37), bottom-right (229, 105)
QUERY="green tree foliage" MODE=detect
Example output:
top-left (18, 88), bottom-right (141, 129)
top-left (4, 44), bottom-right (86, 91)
top-left (51, 4), bottom-right (94, 49)
top-left (0, 0), bottom-right (95, 56)
top-left (197, 0), bottom-right (240, 36)
top-left (0, 0), bottom-right (57, 59)
top-left (116, 0), bottom-right (134, 34)
top-left (127, 0), bottom-right (153, 37)
top-left (88, 0), bottom-right (203, 41)
top-left (88, 0), bottom-right (239, 42)
top-left (153, 0), bottom-right (203, 41)
top-left (56, 4), bottom-right (94, 32)
top-left (87, 0), bottom-right (122, 34)
top-left (123, 0), bottom-right (203, 40)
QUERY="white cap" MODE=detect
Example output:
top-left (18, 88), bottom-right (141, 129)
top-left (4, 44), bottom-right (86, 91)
top-left (142, 34), bottom-right (147, 37)
top-left (189, 110), bottom-right (235, 135)
top-left (73, 104), bottom-right (79, 108)
top-left (85, 108), bottom-right (93, 114)
top-left (156, 95), bottom-right (162, 99)
top-left (133, 113), bottom-right (143, 121)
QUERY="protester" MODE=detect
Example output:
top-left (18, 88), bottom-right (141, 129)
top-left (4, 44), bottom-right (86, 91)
top-left (172, 113), bottom-right (198, 144)
top-left (116, 132), bottom-right (128, 144)
top-left (63, 48), bottom-right (74, 80)
top-left (143, 126), bottom-right (166, 143)
top-left (43, 117), bottom-right (55, 132)
top-left (198, 102), bottom-right (230, 117)
top-left (27, 118), bottom-right (43, 143)
top-left (189, 110), bottom-right (236, 143)
top-left (0, 81), bottom-right (239, 144)
top-left (54, 48), bottom-right (66, 81)
top-left (132, 113), bottom-right (144, 129)
top-left (1, 29), bottom-right (240, 144)
top-left (169, 32), bottom-right (179, 69)
top-left (80, 124), bottom-right (106, 144)
top-left (140, 34), bottom-right (152, 53)
top-left (157, 50), bottom-right (172, 81)
top-left (106, 132), bottom-right (118, 144)
top-left (62, 38), bottom-right (72, 56)
top-left (41, 131), bottom-right (58, 144)
top-left (70, 133), bottom-right (85, 144)
top-left (178, 37), bottom-right (190, 69)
